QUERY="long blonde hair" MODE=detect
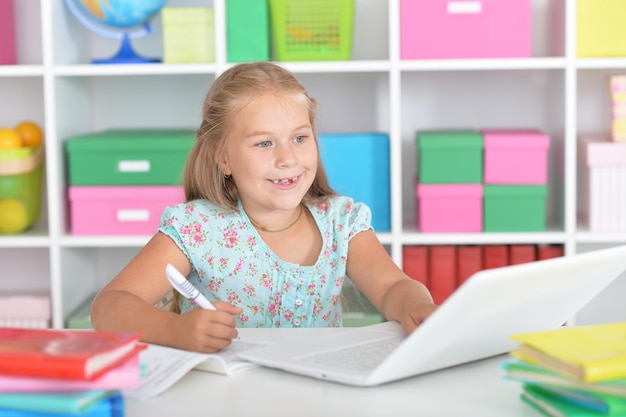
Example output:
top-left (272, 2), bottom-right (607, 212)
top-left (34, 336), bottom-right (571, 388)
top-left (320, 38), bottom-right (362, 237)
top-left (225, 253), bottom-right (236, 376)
top-left (183, 61), bottom-right (335, 207)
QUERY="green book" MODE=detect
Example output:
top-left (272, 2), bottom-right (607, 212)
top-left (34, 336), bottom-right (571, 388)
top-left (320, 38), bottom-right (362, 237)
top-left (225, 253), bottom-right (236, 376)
top-left (503, 360), bottom-right (626, 397)
top-left (522, 385), bottom-right (602, 417)
top-left (0, 390), bottom-right (117, 414)
top-left (529, 384), bottom-right (626, 415)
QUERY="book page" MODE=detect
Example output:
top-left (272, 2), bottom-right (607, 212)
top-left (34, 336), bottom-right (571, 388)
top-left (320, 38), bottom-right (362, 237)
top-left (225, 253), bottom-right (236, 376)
top-left (124, 339), bottom-right (269, 400)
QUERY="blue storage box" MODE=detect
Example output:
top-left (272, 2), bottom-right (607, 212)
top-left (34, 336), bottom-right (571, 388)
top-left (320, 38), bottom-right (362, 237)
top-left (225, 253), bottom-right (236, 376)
top-left (318, 133), bottom-right (390, 232)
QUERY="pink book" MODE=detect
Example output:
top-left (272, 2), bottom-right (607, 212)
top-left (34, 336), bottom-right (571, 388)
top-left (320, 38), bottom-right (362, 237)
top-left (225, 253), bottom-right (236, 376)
top-left (0, 348), bottom-right (141, 392)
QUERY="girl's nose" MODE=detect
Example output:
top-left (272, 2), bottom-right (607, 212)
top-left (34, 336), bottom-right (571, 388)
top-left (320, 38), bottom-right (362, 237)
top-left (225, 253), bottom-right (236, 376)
top-left (275, 143), bottom-right (297, 167)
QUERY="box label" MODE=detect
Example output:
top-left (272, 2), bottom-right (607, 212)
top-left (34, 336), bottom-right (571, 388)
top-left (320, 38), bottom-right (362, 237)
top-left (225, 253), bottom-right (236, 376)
top-left (118, 160), bottom-right (151, 173)
top-left (117, 209), bottom-right (150, 222)
top-left (447, 1), bottom-right (482, 14)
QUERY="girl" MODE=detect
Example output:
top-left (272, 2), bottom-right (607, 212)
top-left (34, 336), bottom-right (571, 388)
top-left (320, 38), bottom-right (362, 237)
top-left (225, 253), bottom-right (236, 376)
top-left (91, 62), bottom-right (437, 353)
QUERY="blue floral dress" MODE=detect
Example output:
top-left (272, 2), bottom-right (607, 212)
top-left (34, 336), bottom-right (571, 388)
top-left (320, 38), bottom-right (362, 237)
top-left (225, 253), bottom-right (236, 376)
top-left (158, 196), bottom-right (372, 328)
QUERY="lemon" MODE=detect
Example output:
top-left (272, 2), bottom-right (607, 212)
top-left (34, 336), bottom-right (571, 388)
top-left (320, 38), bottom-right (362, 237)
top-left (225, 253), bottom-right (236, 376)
top-left (0, 198), bottom-right (29, 234)
top-left (0, 128), bottom-right (22, 149)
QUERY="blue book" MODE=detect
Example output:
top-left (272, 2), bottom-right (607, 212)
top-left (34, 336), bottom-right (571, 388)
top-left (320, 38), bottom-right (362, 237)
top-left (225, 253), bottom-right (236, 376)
top-left (0, 390), bottom-right (119, 415)
top-left (0, 393), bottom-right (123, 417)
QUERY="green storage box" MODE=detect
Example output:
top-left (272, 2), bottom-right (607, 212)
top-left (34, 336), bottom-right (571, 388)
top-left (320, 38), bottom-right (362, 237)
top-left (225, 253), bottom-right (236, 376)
top-left (342, 284), bottom-right (384, 327)
top-left (483, 185), bottom-right (547, 232)
top-left (226, 0), bottom-right (270, 62)
top-left (417, 130), bottom-right (483, 183)
top-left (65, 129), bottom-right (195, 186)
top-left (66, 293), bottom-right (95, 329)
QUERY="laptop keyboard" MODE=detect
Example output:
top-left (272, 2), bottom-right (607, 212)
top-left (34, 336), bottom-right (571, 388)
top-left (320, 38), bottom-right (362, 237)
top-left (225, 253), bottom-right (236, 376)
top-left (300, 336), bottom-right (405, 372)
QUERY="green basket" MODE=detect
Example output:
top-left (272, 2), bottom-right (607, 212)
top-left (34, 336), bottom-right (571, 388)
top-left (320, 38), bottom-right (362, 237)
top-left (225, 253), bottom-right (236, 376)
top-left (269, 0), bottom-right (354, 61)
top-left (0, 146), bottom-right (44, 234)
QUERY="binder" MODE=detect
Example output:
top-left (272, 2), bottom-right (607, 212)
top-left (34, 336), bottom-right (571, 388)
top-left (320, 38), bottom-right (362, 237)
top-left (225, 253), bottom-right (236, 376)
top-left (402, 245), bottom-right (429, 286)
top-left (538, 245), bottom-right (564, 260)
top-left (457, 245), bottom-right (483, 286)
top-left (510, 245), bottom-right (537, 265)
top-left (483, 245), bottom-right (509, 269)
top-left (429, 245), bottom-right (457, 304)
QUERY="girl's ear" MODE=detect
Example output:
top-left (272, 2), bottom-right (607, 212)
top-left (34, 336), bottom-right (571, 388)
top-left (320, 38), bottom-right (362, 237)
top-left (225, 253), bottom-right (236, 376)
top-left (214, 149), bottom-right (231, 176)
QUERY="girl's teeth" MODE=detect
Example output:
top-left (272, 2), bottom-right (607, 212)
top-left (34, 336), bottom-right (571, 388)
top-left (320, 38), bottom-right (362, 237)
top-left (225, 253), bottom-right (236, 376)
top-left (272, 177), bottom-right (297, 184)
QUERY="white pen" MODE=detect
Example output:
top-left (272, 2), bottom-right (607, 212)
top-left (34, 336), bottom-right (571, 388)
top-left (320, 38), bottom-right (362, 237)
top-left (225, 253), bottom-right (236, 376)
top-left (165, 263), bottom-right (216, 311)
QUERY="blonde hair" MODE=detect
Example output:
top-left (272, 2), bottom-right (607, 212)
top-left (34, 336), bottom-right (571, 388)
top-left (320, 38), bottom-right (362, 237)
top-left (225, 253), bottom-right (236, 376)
top-left (183, 61), bottom-right (335, 208)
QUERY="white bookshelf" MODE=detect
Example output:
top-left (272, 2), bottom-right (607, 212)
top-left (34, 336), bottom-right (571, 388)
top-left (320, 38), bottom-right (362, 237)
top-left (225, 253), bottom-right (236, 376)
top-left (1, 0), bottom-right (625, 328)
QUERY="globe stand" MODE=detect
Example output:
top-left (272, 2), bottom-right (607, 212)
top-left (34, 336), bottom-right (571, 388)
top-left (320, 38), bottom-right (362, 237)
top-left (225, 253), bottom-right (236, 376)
top-left (64, 0), bottom-right (165, 65)
top-left (92, 32), bottom-right (160, 65)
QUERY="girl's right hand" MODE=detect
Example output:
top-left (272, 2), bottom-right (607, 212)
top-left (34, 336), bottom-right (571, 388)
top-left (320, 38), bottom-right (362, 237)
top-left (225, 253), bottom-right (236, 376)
top-left (170, 301), bottom-right (243, 353)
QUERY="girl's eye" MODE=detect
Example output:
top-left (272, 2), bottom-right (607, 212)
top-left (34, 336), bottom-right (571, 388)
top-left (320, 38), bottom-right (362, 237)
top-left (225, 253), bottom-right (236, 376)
top-left (258, 140), bottom-right (272, 148)
top-left (294, 135), bottom-right (305, 144)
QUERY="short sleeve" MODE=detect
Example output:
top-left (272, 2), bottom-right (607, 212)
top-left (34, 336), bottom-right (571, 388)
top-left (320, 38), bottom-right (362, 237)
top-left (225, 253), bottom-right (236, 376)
top-left (347, 200), bottom-right (373, 239)
top-left (321, 196), bottom-right (373, 241)
top-left (158, 203), bottom-right (192, 260)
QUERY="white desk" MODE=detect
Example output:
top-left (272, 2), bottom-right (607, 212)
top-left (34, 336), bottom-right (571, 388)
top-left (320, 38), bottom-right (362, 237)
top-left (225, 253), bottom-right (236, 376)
top-left (126, 328), bottom-right (535, 417)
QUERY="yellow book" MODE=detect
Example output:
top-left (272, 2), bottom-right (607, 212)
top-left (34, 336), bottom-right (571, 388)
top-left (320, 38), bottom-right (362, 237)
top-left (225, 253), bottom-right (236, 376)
top-left (511, 322), bottom-right (626, 383)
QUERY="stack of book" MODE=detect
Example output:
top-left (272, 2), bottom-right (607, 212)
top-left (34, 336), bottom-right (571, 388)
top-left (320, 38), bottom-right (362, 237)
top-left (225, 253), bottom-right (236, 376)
top-left (0, 327), bottom-right (143, 416)
top-left (504, 322), bottom-right (626, 416)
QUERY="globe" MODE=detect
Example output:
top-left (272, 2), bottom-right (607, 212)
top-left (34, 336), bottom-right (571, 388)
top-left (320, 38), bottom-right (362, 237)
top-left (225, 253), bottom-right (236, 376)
top-left (64, 0), bottom-right (168, 64)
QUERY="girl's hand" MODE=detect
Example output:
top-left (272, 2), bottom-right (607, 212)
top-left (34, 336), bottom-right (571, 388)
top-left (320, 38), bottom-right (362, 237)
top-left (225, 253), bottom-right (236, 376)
top-left (170, 301), bottom-right (243, 353)
top-left (401, 303), bottom-right (439, 335)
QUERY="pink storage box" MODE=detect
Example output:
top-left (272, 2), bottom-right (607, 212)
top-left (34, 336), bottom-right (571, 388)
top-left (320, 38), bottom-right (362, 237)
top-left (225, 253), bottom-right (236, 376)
top-left (69, 186), bottom-right (185, 236)
top-left (417, 184), bottom-right (483, 232)
top-left (0, 293), bottom-right (50, 329)
top-left (400, 0), bottom-right (532, 59)
top-left (482, 130), bottom-right (550, 184)
top-left (585, 140), bottom-right (626, 232)
top-left (0, 0), bottom-right (16, 65)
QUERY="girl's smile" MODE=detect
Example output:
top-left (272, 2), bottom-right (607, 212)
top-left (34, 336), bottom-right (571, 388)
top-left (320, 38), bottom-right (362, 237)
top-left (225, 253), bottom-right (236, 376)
top-left (268, 175), bottom-right (300, 186)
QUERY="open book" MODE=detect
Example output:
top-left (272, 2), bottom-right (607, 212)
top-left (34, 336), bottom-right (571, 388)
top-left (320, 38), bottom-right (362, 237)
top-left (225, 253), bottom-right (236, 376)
top-left (124, 339), bottom-right (269, 400)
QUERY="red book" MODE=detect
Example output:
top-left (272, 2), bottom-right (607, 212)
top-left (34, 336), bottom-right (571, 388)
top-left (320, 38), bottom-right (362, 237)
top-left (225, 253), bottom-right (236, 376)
top-left (483, 245), bottom-right (509, 269)
top-left (402, 245), bottom-right (429, 286)
top-left (538, 245), bottom-right (564, 260)
top-left (510, 244), bottom-right (537, 265)
top-left (456, 245), bottom-right (483, 286)
top-left (429, 245), bottom-right (457, 304)
top-left (0, 350), bottom-right (141, 392)
top-left (0, 328), bottom-right (142, 381)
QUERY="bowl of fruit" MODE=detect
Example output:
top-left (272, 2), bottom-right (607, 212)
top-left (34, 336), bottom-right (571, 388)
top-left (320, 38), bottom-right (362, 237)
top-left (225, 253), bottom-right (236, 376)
top-left (0, 121), bottom-right (44, 234)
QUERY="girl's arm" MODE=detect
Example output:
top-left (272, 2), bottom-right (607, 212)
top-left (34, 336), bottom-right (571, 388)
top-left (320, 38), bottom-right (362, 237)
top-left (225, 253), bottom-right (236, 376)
top-left (91, 232), bottom-right (242, 352)
top-left (346, 230), bottom-right (438, 334)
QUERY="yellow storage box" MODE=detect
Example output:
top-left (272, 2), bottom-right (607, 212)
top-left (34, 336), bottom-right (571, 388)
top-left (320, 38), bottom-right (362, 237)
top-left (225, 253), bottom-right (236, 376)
top-left (578, 0), bottom-right (626, 57)
top-left (162, 8), bottom-right (215, 63)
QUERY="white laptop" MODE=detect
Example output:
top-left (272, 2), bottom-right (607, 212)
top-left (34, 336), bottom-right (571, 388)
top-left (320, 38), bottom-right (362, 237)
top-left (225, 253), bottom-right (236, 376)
top-left (239, 245), bottom-right (626, 387)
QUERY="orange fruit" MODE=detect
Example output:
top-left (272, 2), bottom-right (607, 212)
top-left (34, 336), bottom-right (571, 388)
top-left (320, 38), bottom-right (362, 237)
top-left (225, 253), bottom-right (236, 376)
top-left (0, 128), bottom-right (22, 149)
top-left (14, 121), bottom-right (43, 147)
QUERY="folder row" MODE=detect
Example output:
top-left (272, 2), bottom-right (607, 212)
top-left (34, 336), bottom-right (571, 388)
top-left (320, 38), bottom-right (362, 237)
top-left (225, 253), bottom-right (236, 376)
top-left (402, 244), bottom-right (564, 305)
